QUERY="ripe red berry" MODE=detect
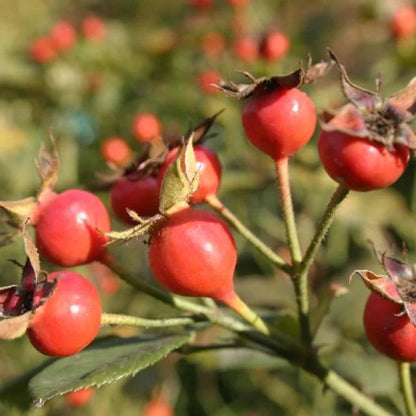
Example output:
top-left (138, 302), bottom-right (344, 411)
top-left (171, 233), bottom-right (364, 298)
top-left (27, 271), bottom-right (102, 357)
top-left (318, 131), bottom-right (409, 191)
top-left (34, 190), bottom-right (111, 267)
top-left (391, 6), bottom-right (416, 40)
top-left (110, 174), bottom-right (160, 224)
top-left (189, 0), bottom-right (214, 11)
top-left (260, 31), bottom-right (290, 62)
top-left (29, 36), bottom-right (57, 64)
top-left (65, 388), bottom-right (95, 407)
top-left (50, 21), bottom-right (77, 51)
top-left (82, 16), bottom-right (106, 42)
top-left (157, 145), bottom-right (222, 204)
top-left (132, 113), bottom-right (162, 143)
top-left (196, 70), bottom-right (221, 95)
top-left (100, 136), bottom-right (132, 166)
top-left (242, 87), bottom-right (316, 160)
top-left (233, 37), bottom-right (259, 63)
top-left (144, 397), bottom-right (173, 416)
top-left (202, 32), bottom-right (225, 57)
top-left (149, 208), bottom-right (236, 303)
top-left (363, 292), bottom-right (416, 362)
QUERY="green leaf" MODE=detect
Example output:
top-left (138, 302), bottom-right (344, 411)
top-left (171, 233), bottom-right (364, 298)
top-left (29, 333), bottom-right (191, 406)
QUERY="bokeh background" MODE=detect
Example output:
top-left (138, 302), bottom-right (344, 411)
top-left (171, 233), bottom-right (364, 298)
top-left (0, 0), bottom-right (416, 415)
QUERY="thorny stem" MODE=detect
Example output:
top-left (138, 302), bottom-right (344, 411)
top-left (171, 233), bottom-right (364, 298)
top-left (104, 254), bottom-right (393, 416)
top-left (398, 362), bottom-right (416, 416)
top-left (205, 194), bottom-right (290, 273)
top-left (301, 185), bottom-right (349, 274)
top-left (274, 157), bottom-right (311, 346)
top-left (101, 313), bottom-right (197, 328)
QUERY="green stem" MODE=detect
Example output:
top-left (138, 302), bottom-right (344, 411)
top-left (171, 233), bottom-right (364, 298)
top-left (274, 157), bottom-right (302, 266)
top-left (101, 313), bottom-right (197, 328)
top-left (224, 294), bottom-right (270, 335)
top-left (274, 157), bottom-right (310, 345)
top-left (205, 194), bottom-right (290, 273)
top-left (301, 185), bottom-right (349, 273)
top-left (398, 362), bottom-right (416, 416)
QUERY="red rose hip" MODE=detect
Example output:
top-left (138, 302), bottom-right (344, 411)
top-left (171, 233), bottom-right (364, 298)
top-left (363, 292), bottom-right (416, 362)
top-left (132, 113), bottom-right (162, 143)
top-left (34, 190), bottom-right (111, 267)
top-left (27, 271), bottom-right (102, 357)
top-left (318, 131), bottom-right (409, 191)
top-left (149, 208), bottom-right (236, 303)
top-left (110, 174), bottom-right (160, 224)
top-left (242, 87), bottom-right (316, 160)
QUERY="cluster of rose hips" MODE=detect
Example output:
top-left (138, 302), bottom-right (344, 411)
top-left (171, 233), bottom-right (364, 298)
top-left (29, 16), bottom-right (106, 64)
top-left (0, 49), bottom-right (415, 405)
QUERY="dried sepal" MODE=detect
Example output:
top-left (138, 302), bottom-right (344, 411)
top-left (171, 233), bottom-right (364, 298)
top-left (354, 270), bottom-right (402, 303)
top-left (106, 214), bottom-right (165, 247)
top-left (320, 104), bottom-right (368, 137)
top-left (182, 109), bottom-right (225, 146)
top-left (35, 136), bottom-right (60, 196)
top-left (326, 49), bottom-right (416, 151)
top-left (0, 197), bottom-right (37, 228)
top-left (302, 55), bottom-right (333, 85)
top-left (328, 48), bottom-right (383, 112)
top-left (387, 77), bottom-right (416, 122)
top-left (158, 138), bottom-right (199, 215)
top-left (0, 285), bottom-right (21, 317)
top-left (0, 312), bottom-right (32, 340)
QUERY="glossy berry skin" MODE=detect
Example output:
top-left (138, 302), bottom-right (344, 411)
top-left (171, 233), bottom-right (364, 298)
top-left (132, 113), bottom-right (162, 143)
top-left (242, 87), bottom-right (316, 160)
top-left (50, 21), bottom-right (77, 51)
top-left (100, 136), bottom-right (132, 166)
top-left (27, 271), bottom-right (102, 357)
top-left (196, 70), bottom-right (221, 95)
top-left (29, 37), bottom-right (57, 64)
top-left (35, 190), bottom-right (111, 267)
top-left (110, 175), bottom-right (160, 224)
top-left (157, 145), bottom-right (222, 204)
top-left (65, 388), bottom-right (95, 407)
top-left (318, 131), bottom-right (409, 191)
top-left (260, 31), bottom-right (290, 61)
top-left (82, 16), bottom-right (106, 42)
top-left (149, 208), bottom-right (236, 302)
top-left (391, 6), bottom-right (416, 40)
top-left (233, 37), bottom-right (259, 63)
top-left (364, 292), bottom-right (416, 362)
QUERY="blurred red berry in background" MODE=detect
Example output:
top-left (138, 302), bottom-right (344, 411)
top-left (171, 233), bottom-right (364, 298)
top-left (260, 31), bottom-right (290, 61)
top-left (100, 136), bottom-right (132, 166)
top-left (65, 388), bottom-right (95, 407)
top-left (391, 6), bottom-right (416, 40)
top-left (132, 113), bottom-right (162, 143)
top-left (189, 0), bottom-right (214, 12)
top-left (82, 16), bottom-right (106, 42)
top-left (233, 37), bottom-right (259, 62)
top-left (202, 32), bottom-right (225, 57)
top-left (29, 36), bottom-right (57, 63)
top-left (197, 70), bottom-right (221, 94)
top-left (50, 21), bottom-right (77, 51)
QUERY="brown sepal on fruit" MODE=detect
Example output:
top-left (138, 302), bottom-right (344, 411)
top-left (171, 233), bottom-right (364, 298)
top-left (354, 242), bottom-right (416, 326)
top-left (323, 49), bottom-right (416, 152)
top-left (0, 223), bottom-right (55, 340)
top-left (216, 56), bottom-right (332, 100)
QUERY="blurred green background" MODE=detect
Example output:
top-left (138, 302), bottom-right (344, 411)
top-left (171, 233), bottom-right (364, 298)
top-left (0, 0), bottom-right (416, 415)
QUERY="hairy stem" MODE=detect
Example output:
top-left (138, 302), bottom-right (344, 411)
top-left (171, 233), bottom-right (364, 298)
top-left (398, 362), bottom-right (416, 416)
top-left (301, 185), bottom-right (349, 273)
top-left (275, 157), bottom-right (310, 345)
top-left (205, 194), bottom-right (290, 273)
top-left (101, 313), bottom-right (197, 328)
